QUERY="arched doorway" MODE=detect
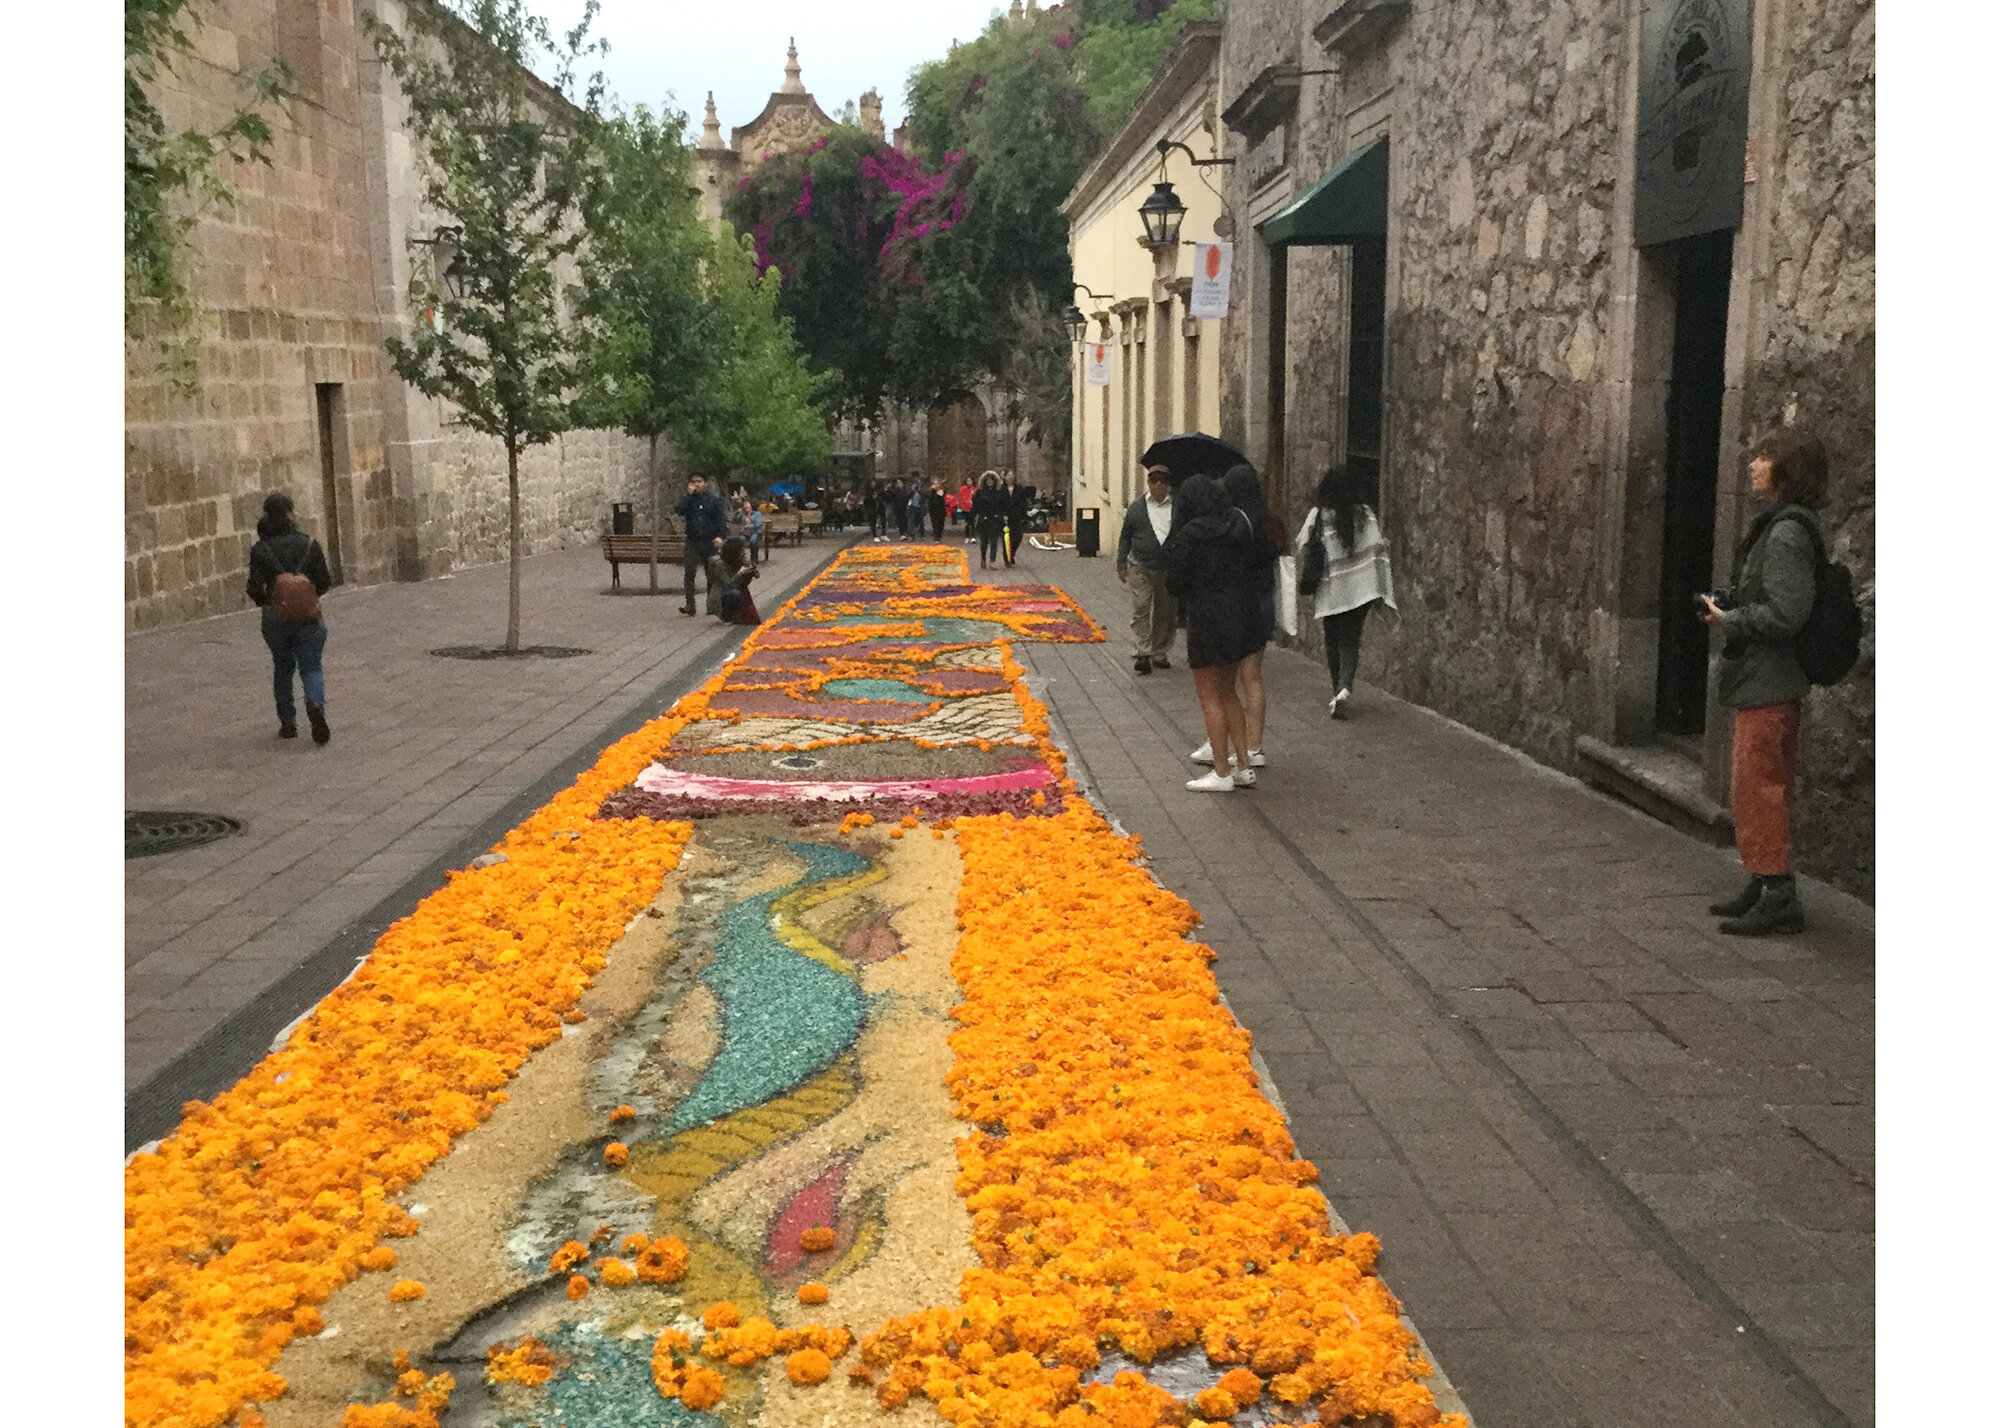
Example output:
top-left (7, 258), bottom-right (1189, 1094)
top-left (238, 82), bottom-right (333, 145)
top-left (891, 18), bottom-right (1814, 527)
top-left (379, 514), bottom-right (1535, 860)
top-left (927, 394), bottom-right (987, 490)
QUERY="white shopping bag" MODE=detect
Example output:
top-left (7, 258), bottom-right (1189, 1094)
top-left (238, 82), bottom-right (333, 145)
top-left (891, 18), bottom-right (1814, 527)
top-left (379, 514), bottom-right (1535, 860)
top-left (1275, 555), bottom-right (1299, 638)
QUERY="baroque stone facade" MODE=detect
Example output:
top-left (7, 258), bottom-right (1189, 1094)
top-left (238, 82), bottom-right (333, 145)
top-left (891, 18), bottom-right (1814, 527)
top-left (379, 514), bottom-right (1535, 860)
top-left (126, 0), bottom-right (658, 632)
top-left (1210, 0), bottom-right (1874, 896)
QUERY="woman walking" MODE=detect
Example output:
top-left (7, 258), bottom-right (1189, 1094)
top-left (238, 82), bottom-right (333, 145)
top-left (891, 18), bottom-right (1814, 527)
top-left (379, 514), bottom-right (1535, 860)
top-left (1190, 465), bottom-right (1284, 772)
top-left (971, 471), bottom-right (1009, 571)
top-left (244, 491), bottom-right (335, 744)
top-left (927, 479), bottom-right (949, 540)
top-left (1299, 463), bottom-right (1396, 720)
top-left (1697, 433), bottom-right (1829, 936)
top-left (1163, 474), bottom-right (1265, 791)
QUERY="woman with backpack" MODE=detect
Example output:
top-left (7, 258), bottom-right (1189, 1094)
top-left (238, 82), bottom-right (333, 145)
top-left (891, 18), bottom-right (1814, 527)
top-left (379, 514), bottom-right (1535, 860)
top-left (1697, 433), bottom-right (1831, 937)
top-left (244, 491), bottom-right (335, 744)
top-left (1163, 474), bottom-right (1265, 792)
top-left (1296, 463), bottom-right (1396, 721)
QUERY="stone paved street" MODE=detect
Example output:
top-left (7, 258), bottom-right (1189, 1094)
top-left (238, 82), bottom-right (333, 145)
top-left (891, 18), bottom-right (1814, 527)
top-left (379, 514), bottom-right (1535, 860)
top-left (986, 542), bottom-right (1872, 1428)
top-left (125, 535), bottom-right (1872, 1428)
top-left (125, 540), bottom-right (848, 1116)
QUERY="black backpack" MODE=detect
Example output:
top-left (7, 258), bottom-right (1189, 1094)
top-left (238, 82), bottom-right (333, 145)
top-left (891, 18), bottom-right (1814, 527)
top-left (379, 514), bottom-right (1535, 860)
top-left (1772, 509), bottom-right (1863, 685)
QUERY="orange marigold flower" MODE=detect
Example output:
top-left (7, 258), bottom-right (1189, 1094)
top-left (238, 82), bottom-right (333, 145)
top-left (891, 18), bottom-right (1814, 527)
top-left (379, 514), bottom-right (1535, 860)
top-left (603, 1142), bottom-right (629, 1168)
top-left (395, 1369), bottom-right (426, 1397)
top-left (292, 1306), bottom-right (325, 1336)
top-left (387, 1280), bottom-right (425, 1303)
top-left (566, 1275), bottom-right (589, 1301)
top-left (1216, 1368), bottom-right (1262, 1406)
top-left (678, 1365), bottom-right (726, 1411)
top-left (597, 1257), bottom-right (637, 1287)
top-left (383, 1215), bottom-right (421, 1238)
top-left (622, 1232), bottom-right (653, 1256)
top-left (547, 1240), bottom-right (591, 1274)
top-left (702, 1301), bottom-right (741, 1331)
top-left (562, 1009), bottom-right (588, 1025)
top-left (786, 1348), bottom-right (832, 1385)
top-left (486, 1340), bottom-right (557, 1388)
top-left (636, 1236), bottom-right (689, 1283)
top-left (798, 1225), bottom-right (837, 1252)
top-left (588, 1223), bottom-right (612, 1245)
top-left (609, 1104), bottom-right (636, 1123)
top-left (360, 1247), bottom-right (397, 1272)
top-left (797, 1281), bottom-right (830, 1305)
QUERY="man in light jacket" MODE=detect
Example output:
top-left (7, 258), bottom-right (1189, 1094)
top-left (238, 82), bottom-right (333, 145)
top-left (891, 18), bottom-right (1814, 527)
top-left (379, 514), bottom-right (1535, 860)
top-left (1116, 465), bottom-right (1177, 674)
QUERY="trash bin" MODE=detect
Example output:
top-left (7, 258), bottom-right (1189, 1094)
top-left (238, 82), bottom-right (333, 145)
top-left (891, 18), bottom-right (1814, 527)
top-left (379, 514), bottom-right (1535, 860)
top-left (611, 502), bottom-right (635, 535)
top-left (1075, 506), bottom-right (1101, 557)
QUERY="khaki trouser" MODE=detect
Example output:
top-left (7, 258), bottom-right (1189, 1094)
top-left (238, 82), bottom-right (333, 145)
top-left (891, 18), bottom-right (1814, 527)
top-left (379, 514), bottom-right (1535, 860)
top-left (1128, 563), bottom-right (1175, 660)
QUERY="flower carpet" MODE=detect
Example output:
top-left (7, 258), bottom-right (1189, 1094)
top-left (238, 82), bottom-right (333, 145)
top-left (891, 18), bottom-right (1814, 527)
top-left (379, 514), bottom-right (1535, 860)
top-left (126, 546), bottom-right (1463, 1428)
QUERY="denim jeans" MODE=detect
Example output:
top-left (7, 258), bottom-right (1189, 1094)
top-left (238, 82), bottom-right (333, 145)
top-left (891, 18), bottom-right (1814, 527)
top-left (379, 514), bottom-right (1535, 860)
top-left (1320, 602), bottom-right (1375, 694)
top-left (262, 611), bottom-right (328, 725)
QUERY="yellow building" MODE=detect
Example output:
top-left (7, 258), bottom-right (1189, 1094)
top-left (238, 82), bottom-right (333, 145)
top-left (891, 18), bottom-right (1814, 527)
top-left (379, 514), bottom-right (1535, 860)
top-left (1061, 21), bottom-right (1224, 527)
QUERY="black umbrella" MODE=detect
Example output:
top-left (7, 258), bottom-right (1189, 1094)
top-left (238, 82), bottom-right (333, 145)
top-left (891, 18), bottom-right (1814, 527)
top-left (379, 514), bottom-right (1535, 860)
top-left (1139, 432), bottom-right (1248, 485)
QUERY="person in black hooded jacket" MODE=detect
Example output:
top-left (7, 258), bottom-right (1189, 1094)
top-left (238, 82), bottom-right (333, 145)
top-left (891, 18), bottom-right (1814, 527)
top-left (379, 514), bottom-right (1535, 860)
top-left (1162, 474), bottom-right (1263, 790)
top-left (244, 490), bottom-right (335, 744)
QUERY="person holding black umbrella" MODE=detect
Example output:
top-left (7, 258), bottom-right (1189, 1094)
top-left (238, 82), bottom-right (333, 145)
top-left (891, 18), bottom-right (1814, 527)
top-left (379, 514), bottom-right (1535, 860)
top-left (1163, 474), bottom-right (1265, 791)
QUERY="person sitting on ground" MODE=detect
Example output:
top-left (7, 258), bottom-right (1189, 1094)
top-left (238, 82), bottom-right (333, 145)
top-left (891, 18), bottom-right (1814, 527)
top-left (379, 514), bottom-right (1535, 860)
top-left (1162, 474), bottom-right (1265, 792)
top-left (718, 537), bottom-right (761, 626)
top-left (1298, 462), bottom-right (1396, 722)
top-left (1697, 432), bottom-right (1830, 937)
top-left (1116, 464), bottom-right (1177, 675)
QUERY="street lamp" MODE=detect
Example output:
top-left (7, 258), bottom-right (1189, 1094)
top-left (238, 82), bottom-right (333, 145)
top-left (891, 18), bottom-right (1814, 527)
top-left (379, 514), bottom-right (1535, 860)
top-left (1062, 303), bottom-right (1086, 340)
top-left (1138, 180), bottom-right (1187, 250)
top-left (416, 225), bottom-right (466, 298)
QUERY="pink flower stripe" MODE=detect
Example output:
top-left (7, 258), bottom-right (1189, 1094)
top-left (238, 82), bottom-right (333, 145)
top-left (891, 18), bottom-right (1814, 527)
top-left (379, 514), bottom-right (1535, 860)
top-left (632, 764), bottom-right (1053, 805)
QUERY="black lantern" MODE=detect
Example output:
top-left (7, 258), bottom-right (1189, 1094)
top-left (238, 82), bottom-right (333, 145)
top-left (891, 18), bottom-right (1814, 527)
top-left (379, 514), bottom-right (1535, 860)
top-left (1138, 181), bottom-right (1186, 249)
top-left (441, 252), bottom-right (469, 301)
top-left (426, 225), bottom-right (466, 299)
top-left (1061, 303), bottom-right (1086, 340)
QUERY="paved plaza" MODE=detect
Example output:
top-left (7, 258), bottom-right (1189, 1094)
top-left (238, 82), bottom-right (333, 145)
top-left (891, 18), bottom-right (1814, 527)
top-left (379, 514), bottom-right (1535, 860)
top-left (126, 535), bottom-right (1872, 1428)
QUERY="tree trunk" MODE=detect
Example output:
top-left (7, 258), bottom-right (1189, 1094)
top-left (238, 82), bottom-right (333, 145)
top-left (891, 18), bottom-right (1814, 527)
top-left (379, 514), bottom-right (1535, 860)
top-left (505, 438), bottom-right (522, 654)
top-left (647, 433), bottom-right (660, 593)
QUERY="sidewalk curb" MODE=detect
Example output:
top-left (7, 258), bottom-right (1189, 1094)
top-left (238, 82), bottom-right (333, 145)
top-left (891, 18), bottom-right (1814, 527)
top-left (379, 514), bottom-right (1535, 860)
top-left (125, 541), bottom-right (852, 1153)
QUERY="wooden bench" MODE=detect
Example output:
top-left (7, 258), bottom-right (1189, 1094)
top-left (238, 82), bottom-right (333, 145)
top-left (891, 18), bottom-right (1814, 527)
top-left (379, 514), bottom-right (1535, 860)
top-left (765, 511), bottom-right (805, 547)
top-left (801, 509), bottom-right (824, 538)
top-left (602, 532), bottom-right (687, 590)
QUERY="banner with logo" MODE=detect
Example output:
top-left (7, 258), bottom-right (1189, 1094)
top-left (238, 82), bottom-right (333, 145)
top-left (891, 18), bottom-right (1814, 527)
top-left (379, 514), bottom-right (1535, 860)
top-left (1189, 242), bottom-right (1232, 319)
top-left (1085, 341), bottom-right (1110, 387)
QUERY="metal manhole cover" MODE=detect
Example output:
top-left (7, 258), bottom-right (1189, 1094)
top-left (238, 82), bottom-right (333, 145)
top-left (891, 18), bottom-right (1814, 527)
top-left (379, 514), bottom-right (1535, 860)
top-left (126, 811), bottom-right (245, 859)
top-left (429, 646), bottom-right (594, 660)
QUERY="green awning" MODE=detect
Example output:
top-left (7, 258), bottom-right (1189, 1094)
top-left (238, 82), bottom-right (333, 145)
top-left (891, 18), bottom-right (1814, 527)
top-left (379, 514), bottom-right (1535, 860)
top-left (1260, 138), bottom-right (1388, 246)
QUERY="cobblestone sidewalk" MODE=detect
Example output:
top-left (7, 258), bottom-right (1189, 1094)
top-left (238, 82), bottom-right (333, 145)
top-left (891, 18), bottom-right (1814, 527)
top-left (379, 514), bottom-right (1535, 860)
top-left (991, 542), bottom-right (1872, 1428)
top-left (125, 541), bottom-right (846, 1113)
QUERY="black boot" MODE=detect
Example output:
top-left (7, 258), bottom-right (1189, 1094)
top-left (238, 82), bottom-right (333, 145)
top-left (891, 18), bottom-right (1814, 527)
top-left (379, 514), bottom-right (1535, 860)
top-left (306, 703), bottom-right (331, 746)
top-left (1708, 875), bottom-right (1763, 918)
top-left (1719, 875), bottom-right (1804, 936)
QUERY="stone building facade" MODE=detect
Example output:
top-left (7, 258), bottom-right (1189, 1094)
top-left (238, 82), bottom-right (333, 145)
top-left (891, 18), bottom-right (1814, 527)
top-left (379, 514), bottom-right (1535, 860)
top-left (1062, 22), bottom-right (1226, 524)
top-left (1207, 0), bottom-right (1874, 896)
top-left (126, 0), bottom-right (664, 633)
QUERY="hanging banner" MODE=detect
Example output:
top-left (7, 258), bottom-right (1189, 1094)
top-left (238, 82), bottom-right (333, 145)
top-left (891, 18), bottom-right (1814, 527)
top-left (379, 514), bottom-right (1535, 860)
top-left (1085, 341), bottom-right (1110, 387)
top-left (1189, 242), bottom-right (1233, 319)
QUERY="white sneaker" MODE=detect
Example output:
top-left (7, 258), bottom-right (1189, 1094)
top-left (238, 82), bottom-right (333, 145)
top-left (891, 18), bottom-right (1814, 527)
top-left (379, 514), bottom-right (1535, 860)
top-left (1191, 740), bottom-right (1213, 765)
top-left (1231, 765), bottom-right (1257, 788)
top-left (1330, 688), bottom-right (1350, 720)
top-left (1185, 770), bottom-right (1235, 792)
top-left (1248, 748), bottom-right (1267, 768)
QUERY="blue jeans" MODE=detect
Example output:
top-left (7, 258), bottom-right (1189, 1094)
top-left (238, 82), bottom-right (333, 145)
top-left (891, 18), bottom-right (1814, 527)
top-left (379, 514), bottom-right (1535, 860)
top-left (262, 612), bottom-right (328, 725)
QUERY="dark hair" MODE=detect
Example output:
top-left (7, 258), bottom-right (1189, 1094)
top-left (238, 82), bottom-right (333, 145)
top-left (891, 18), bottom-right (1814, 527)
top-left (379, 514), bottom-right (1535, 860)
top-left (979, 471), bottom-right (998, 489)
top-left (1220, 464), bottom-right (1266, 518)
top-left (257, 491), bottom-right (296, 541)
top-left (1315, 464), bottom-right (1373, 553)
top-left (1751, 431), bottom-right (1829, 508)
top-left (1173, 472), bottom-right (1229, 528)
top-left (720, 536), bottom-right (747, 570)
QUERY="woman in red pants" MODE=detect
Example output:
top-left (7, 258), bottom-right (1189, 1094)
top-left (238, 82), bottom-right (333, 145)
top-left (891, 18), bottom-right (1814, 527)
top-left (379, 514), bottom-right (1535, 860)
top-left (1698, 433), bottom-right (1830, 936)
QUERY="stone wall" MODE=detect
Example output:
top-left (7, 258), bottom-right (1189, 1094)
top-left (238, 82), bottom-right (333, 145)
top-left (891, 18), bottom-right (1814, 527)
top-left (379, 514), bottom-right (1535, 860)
top-left (126, 0), bottom-right (668, 633)
top-left (1215, 0), bottom-right (1875, 897)
top-left (1735, 0), bottom-right (1876, 895)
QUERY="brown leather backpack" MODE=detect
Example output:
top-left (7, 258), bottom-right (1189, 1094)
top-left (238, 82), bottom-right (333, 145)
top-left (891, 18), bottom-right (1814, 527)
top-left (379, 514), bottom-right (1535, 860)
top-left (271, 540), bottom-right (322, 622)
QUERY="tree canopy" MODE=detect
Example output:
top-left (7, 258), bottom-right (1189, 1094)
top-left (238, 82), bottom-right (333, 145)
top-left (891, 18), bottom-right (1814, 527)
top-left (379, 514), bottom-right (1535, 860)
top-left (727, 1), bottom-right (1219, 450)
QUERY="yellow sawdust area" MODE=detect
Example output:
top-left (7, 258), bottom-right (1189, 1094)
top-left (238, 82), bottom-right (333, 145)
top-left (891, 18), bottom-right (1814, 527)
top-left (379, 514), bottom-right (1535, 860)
top-left (256, 850), bottom-right (705, 1427)
top-left (743, 827), bottom-right (978, 1428)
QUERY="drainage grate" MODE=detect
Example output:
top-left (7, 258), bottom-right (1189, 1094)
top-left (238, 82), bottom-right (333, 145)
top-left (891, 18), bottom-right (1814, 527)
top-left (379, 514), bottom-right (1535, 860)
top-left (126, 811), bottom-right (245, 859)
top-left (430, 645), bottom-right (594, 660)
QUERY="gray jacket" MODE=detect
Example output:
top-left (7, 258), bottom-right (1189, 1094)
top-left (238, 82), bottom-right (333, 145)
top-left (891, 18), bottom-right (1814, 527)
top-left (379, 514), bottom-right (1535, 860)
top-left (1116, 495), bottom-right (1171, 569)
top-left (1716, 503), bottom-right (1821, 709)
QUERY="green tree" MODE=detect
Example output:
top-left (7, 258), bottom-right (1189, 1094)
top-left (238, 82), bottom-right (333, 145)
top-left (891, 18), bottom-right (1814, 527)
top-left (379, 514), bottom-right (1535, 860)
top-left (368, 0), bottom-right (606, 654)
top-left (570, 102), bottom-right (711, 591)
top-left (125, 0), bottom-right (290, 390)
